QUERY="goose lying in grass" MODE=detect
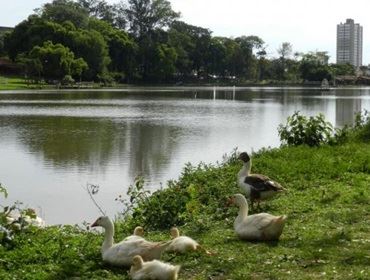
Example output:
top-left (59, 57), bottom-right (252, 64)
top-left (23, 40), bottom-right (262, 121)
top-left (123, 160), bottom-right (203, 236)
top-left (124, 226), bottom-right (145, 242)
top-left (6, 208), bottom-right (46, 229)
top-left (91, 216), bottom-right (171, 266)
top-left (228, 194), bottom-right (287, 241)
top-left (238, 152), bottom-right (285, 208)
top-left (166, 227), bottom-right (212, 255)
top-left (130, 255), bottom-right (180, 280)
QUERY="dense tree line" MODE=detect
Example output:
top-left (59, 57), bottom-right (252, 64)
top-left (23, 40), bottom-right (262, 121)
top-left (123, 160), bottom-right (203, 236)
top-left (2, 0), bottom-right (356, 84)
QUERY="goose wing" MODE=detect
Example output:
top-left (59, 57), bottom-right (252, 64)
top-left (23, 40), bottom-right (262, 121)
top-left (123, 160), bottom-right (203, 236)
top-left (244, 174), bottom-right (284, 192)
top-left (247, 213), bottom-right (276, 230)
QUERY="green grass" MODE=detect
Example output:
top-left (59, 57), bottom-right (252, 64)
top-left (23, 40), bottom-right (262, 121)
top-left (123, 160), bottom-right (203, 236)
top-left (1, 143), bottom-right (369, 279)
top-left (0, 75), bottom-right (53, 90)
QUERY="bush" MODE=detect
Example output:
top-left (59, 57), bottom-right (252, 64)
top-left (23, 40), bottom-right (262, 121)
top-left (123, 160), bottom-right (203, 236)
top-left (278, 111), bottom-right (333, 146)
top-left (61, 74), bottom-right (75, 85)
top-left (116, 154), bottom-right (240, 231)
top-left (354, 110), bottom-right (370, 142)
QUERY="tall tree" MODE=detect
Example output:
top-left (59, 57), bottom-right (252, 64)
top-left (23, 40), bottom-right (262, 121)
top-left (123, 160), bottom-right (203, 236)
top-left (38, 0), bottom-right (89, 28)
top-left (125, 0), bottom-right (180, 38)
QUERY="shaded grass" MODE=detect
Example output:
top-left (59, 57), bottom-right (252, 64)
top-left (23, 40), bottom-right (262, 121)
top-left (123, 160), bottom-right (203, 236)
top-left (0, 143), bottom-right (369, 279)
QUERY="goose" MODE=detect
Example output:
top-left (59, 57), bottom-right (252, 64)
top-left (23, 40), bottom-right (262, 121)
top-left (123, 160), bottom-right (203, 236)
top-left (238, 152), bottom-right (285, 208)
top-left (6, 208), bottom-right (46, 229)
top-left (91, 216), bottom-right (171, 266)
top-left (228, 194), bottom-right (287, 241)
top-left (130, 255), bottom-right (180, 280)
top-left (124, 226), bottom-right (145, 242)
top-left (166, 227), bottom-right (212, 255)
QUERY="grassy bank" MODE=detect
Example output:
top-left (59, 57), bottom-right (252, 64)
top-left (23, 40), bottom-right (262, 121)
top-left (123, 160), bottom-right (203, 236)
top-left (0, 141), bottom-right (369, 279)
top-left (0, 76), bottom-right (33, 90)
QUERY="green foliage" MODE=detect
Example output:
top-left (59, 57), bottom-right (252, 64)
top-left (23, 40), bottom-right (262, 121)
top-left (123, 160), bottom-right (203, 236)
top-left (299, 52), bottom-right (332, 81)
top-left (354, 110), bottom-right (370, 142)
top-left (125, 0), bottom-right (180, 38)
top-left (26, 41), bottom-right (88, 81)
top-left (39, 0), bottom-right (90, 28)
top-left (278, 111), bottom-right (334, 146)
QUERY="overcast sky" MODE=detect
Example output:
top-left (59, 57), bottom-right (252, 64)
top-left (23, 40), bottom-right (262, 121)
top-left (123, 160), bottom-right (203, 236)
top-left (1, 0), bottom-right (369, 64)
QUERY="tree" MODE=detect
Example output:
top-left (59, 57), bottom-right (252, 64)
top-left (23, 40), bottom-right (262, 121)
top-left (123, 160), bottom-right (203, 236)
top-left (125, 0), bottom-right (180, 38)
top-left (28, 41), bottom-right (88, 81)
top-left (88, 18), bottom-right (137, 80)
top-left (277, 42), bottom-right (292, 60)
top-left (276, 42), bottom-right (294, 80)
top-left (299, 52), bottom-right (332, 81)
top-left (78, 0), bottom-right (127, 29)
top-left (38, 0), bottom-right (89, 28)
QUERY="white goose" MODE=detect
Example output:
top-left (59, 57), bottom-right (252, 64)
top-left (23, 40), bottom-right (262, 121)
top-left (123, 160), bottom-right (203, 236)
top-left (229, 194), bottom-right (287, 241)
top-left (238, 152), bottom-right (285, 208)
top-left (130, 255), bottom-right (180, 280)
top-left (91, 216), bottom-right (171, 266)
top-left (6, 208), bottom-right (46, 229)
top-left (166, 227), bottom-right (212, 255)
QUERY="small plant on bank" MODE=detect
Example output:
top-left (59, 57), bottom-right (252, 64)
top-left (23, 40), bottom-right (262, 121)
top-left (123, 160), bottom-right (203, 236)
top-left (278, 111), bottom-right (334, 146)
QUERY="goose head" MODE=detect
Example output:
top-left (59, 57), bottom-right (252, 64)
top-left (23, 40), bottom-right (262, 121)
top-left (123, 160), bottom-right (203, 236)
top-left (134, 226), bottom-right (144, 236)
top-left (91, 216), bottom-right (111, 228)
top-left (238, 152), bottom-right (250, 163)
top-left (170, 227), bottom-right (180, 238)
top-left (132, 255), bottom-right (144, 270)
top-left (228, 194), bottom-right (248, 207)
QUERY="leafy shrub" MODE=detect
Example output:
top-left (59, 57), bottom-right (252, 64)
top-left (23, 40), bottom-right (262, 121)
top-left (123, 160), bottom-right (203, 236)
top-left (116, 154), bottom-right (240, 230)
top-left (278, 111), bottom-right (333, 146)
top-left (354, 110), bottom-right (370, 141)
top-left (61, 74), bottom-right (75, 85)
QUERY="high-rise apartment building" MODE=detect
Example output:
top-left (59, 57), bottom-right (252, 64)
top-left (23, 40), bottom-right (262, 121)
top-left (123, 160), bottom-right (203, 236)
top-left (336, 19), bottom-right (363, 68)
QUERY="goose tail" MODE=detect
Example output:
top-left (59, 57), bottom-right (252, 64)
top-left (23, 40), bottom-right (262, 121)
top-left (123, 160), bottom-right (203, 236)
top-left (169, 265), bottom-right (181, 280)
top-left (275, 215), bottom-right (287, 225)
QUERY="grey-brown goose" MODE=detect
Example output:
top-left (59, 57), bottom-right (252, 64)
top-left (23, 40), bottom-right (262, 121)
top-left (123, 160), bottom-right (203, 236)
top-left (237, 152), bottom-right (285, 208)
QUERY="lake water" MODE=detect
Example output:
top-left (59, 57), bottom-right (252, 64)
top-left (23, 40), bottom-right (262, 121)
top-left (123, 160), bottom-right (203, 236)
top-left (1, 87), bottom-right (370, 225)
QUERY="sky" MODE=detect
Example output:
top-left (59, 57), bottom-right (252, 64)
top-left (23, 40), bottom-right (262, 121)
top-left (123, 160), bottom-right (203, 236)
top-left (1, 0), bottom-right (369, 64)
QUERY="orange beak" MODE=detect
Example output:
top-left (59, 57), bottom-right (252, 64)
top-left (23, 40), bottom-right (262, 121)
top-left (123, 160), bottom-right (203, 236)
top-left (226, 196), bottom-right (235, 207)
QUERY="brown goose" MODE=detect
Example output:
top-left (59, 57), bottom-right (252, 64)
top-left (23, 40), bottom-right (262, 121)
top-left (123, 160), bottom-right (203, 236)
top-left (237, 152), bottom-right (285, 208)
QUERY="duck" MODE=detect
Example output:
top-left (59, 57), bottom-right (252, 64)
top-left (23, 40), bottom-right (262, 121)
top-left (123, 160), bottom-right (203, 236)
top-left (228, 194), bottom-right (287, 241)
top-left (130, 255), bottom-right (180, 280)
top-left (237, 152), bottom-right (285, 208)
top-left (124, 226), bottom-right (145, 242)
top-left (166, 227), bottom-right (212, 255)
top-left (91, 216), bottom-right (171, 266)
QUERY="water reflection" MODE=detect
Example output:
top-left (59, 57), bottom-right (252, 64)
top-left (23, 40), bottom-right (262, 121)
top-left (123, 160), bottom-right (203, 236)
top-left (0, 87), bottom-right (369, 224)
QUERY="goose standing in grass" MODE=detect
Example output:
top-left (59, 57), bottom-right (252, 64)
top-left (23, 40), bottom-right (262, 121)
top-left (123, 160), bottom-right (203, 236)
top-left (166, 227), bottom-right (212, 255)
top-left (228, 194), bottom-right (287, 241)
top-left (91, 216), bottom-right (171, 266)
top-left (129, 255), bottom-right (180, 280)
top-left (238, 152), bottom-right (285, 208)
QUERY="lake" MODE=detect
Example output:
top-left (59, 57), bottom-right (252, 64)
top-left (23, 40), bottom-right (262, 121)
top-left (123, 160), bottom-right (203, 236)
top-left (1, 86), bottom-right (370, 225)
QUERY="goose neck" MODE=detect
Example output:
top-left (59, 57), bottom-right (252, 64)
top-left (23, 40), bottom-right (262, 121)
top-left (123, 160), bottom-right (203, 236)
top-left (238, 160), bottom-right (251, 178)
top-left (236, 199), bottom-right (249, 221)
top-left (101, 222), bottom-right (114, 253)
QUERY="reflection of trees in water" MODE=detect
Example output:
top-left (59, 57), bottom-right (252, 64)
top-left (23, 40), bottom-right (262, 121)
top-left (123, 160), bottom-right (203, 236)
top-left (2, 116), bottom-right (181, 181)
top-left (335, 98), bottom-right (362, 127)
top-left (124, 122), bottom-right (181, 186)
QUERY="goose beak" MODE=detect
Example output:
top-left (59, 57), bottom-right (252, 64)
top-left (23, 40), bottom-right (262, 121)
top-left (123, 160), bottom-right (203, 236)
top-left (91, 220), bottom-right (98, 227)
top-left (226, 196), bottom-right (234, 206)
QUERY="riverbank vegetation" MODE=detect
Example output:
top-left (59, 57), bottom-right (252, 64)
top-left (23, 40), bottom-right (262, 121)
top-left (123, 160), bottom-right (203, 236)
top-left (0, 0), bottom-right (367, 88)
top-left (0, 112), bottom-right (369, 279)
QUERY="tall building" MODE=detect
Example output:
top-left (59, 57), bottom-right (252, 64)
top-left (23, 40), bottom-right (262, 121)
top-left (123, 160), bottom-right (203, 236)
top-left (336, 19), bottom-right (363, 68)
